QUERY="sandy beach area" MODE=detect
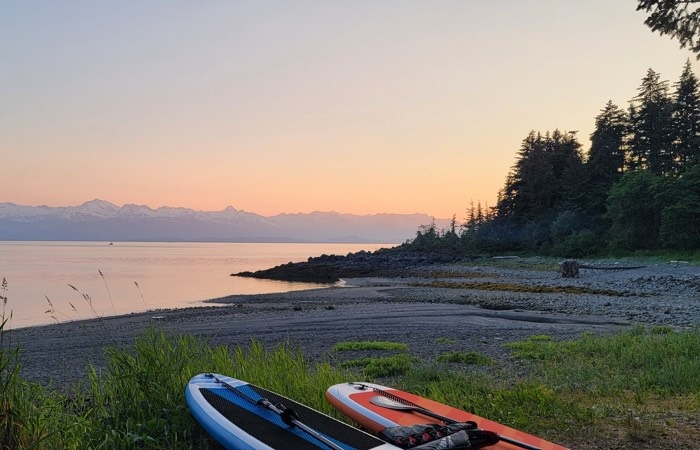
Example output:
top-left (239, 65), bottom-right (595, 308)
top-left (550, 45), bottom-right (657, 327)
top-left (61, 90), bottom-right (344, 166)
top-left (7, 259), bottom-right (700, 388)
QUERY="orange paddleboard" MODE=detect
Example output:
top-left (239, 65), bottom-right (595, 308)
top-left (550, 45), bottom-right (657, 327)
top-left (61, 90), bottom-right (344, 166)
top-left (326, 382), bottom-right (568, 450)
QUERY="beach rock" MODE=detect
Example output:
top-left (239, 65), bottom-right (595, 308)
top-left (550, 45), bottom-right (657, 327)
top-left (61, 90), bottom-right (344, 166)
top-left (232, 246), bottom-right (459, 282)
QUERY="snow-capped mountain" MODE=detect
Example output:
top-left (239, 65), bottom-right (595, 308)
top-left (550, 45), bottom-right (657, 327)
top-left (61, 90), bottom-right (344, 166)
top-left (0, 200), bottom-right (449, 243)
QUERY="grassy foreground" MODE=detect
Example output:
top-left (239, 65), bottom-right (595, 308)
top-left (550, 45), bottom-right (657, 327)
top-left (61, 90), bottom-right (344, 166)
top-left (1, 321), bottom-right (699, 449)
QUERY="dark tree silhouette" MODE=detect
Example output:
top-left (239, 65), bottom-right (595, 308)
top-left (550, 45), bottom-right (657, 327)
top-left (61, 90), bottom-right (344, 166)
top-left (418, 62), bottom-right (700, 255)
top-left (497, 130), bottom-right (583, 224)
top-left (637, 1), bottom-right (700, 57)
top-left (659, 165), bottom-right (700, 247)
top-left (497, 131), bottom-right (555, 221)
top-left (585, 101), bottom-right (628, 216)
top-left (606, 171), bottom-right (665, 249)
top-left (672, 59), bottom-right (700, 171)
top-left (628, 68), bottom-right (675, 175)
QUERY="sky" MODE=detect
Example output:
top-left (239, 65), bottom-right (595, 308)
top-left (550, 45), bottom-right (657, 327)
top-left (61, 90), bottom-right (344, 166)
top-left (2, 1), bottom-right (699, 220)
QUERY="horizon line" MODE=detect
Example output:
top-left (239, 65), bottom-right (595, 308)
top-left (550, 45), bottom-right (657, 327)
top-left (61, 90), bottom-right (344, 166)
top-left (1, 198), bottom-right (454, 220)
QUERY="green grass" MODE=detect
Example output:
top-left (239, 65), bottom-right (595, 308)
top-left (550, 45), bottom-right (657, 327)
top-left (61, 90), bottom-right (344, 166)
top-left (435, 351), bottom-right (495, 366)
top-left (397, 369), bottom-right (593, 436)
top-left (0, 326), bottom-right (353, 449)
top-left (333, 340), bottom-right (413, 377)
top-left (2, 299), bottom-right (699, 448)
top-left (502, 326), bottom-right (700, 446)
top-left (338, 354), bottom-right (416, 378)
top-left (1, 336), bottom-right (23, 448)
top-left (332, 341), bottom-right (409, 352)
top-left (505, 325), bottom-right (700, 399)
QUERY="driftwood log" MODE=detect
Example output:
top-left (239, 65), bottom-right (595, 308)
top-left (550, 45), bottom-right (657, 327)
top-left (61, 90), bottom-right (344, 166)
top-left (560, 260), bottom-right (647, 277)
top-left (579, 264), bottom-right (647, 270)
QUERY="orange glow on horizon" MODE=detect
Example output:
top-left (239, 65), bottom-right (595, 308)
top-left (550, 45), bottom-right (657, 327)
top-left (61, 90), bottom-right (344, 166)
top-left (2, 2), bottom-right (698, 220)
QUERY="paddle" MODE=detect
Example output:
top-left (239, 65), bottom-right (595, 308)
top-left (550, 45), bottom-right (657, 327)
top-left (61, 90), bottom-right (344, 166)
top-left (369, 395), bottom-right (542, 450)
top-left (205, 374), bottom-right (345, 450)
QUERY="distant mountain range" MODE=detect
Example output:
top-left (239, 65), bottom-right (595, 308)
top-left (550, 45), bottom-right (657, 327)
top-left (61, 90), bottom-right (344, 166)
top-left (0, 199), bottom-right (450, 243)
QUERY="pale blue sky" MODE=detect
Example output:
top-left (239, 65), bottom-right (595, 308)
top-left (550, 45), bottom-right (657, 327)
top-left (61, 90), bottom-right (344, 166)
top-left (1, 1), bottom-right (697, 218)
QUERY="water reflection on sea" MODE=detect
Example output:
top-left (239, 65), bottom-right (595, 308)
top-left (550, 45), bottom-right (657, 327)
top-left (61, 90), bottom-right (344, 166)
top-left (0, 241), bottom-right (392, 328)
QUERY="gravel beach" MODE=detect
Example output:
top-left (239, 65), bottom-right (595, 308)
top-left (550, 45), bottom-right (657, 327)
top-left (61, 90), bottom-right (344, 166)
top-left (8, 259), bottom-right (699, 388)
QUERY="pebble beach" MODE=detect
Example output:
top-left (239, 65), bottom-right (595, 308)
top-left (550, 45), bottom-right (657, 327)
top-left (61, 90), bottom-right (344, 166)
top-left (8, 258), bottom-right (699, 389)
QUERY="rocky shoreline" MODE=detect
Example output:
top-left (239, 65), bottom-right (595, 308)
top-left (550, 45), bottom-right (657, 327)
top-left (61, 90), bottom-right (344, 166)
top-left (232, 247), bottom-right (461, 282)
top-left (7, 257), bottom-right (699, 390)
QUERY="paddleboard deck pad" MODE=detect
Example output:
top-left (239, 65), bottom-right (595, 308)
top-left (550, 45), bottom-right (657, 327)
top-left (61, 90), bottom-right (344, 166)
top-left (185, 373), bottom-right (397, 449)
top-left (326, 382), bottom-right (569, 450)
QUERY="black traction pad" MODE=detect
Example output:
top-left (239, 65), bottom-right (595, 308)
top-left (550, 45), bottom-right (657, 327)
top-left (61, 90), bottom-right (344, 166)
top-left (200, 384), bottom-right (385, 449)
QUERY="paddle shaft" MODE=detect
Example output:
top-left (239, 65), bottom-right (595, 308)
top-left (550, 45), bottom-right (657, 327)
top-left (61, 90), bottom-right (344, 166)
top-left (365, 390), bottom-right (542, 450)
top-left (207, 374), bottom-right (345, 450)
top-left (257, 398), bottom-right (346, 450)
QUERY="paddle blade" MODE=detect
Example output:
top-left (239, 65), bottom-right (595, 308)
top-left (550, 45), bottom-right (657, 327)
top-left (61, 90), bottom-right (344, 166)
top-left (370, 395), bottom-right (416, 410)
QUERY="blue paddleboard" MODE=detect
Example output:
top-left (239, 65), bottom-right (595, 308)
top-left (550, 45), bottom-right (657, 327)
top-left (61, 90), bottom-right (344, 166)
top-left (185, 373), bottom-right (398, 450)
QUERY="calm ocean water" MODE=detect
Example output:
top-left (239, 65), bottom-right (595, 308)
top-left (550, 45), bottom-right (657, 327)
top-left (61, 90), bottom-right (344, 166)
top-left (0, 241), bottom-right (392, 329)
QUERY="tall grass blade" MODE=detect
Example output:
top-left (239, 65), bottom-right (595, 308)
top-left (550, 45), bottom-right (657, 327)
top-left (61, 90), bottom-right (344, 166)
top-left (98, 269), bottom-right (116, 315)
top-left (134, 281), bottom-right (147, 309)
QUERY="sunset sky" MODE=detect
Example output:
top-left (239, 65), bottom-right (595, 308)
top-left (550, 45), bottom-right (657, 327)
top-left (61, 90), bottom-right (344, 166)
top-left (2, 1), bottom-right (698, 220)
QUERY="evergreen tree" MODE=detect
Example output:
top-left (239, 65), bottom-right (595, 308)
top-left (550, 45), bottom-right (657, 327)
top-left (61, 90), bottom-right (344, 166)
top-left (466, 200), bottom-right (476, 228)
top-left (462, 200), bottom-right (486, 234)
top-left (550, 130), bottom-right (586, 212)
top-left (672, 59), bottom-right (700, 172)
top-left (659, 165), bottom-right (700, 248)
top-left (475, 201), bottom-right (485, 224)
top-left (473, 63), bottom-right (700, 254)
top-left (585, 101), bottom-right (628, 217)
top-left (496, 130), bottom-right (584, 223)
top-left (495, 175), bottom-right (517, 219)
top-left (605, 171), bottom-right (665, 249)
top-left (497, 131), bottom-right (555, 222)
top-left (628, 68), bottom-right (675, 175)
top-left (625, 102), bottom-right (637, 171)
top-left (637, 1), bottom-right (700, 57)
